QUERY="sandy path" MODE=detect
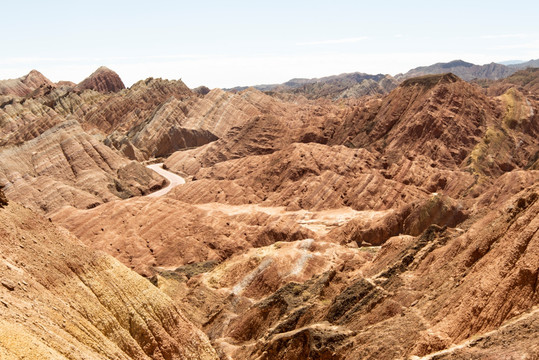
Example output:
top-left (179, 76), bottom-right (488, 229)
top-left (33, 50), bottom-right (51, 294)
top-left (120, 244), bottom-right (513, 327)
top-left (146, 163), bottom-right (185, 197)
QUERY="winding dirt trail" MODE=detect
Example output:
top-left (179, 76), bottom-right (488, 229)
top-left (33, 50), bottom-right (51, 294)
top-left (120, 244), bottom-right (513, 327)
top-left (146, 163), bottom-right (185, 197)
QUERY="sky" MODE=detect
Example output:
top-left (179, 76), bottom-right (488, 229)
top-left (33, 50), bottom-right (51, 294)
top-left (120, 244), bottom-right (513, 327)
top-left (1, 0), bottom-right (538, 88)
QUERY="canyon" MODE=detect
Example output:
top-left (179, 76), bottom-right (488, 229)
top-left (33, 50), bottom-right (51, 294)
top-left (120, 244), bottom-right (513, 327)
top-left (0, 63), bottom-right (538, 359)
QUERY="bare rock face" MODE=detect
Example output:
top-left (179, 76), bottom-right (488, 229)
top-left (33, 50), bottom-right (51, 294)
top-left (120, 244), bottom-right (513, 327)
top-left (120, 97), bottom-right (219, 158)
top-left (329, 73), bottom-right (493, 168)
top-left (426, 309), bottom-right (539, 359)
top-left (0, 201), bottom-right (218, 359)
top-left (114, 87), bottom-right (329, 160)
top-left (0, 120), bottom-right (165, 214)
top-left (502, 67), bottom-right (539, 93)
top-left (167, 142), bottom-right (427, 211)
top-left (0, 70), bottom-right (55, 97)
top-left (205, 184), bottom-right (538, 360)
top-left (0, 94), bottom-right (69, 146)
top-left (77, 66), bottom-right (126, 93)
top-left (82, 77), bottom-right (192, 135)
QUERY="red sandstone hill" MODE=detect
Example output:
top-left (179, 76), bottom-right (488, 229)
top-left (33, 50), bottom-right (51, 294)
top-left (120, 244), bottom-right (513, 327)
top-left (0, 68), bottom-right (538, 359)
top-left (328, 73), bottom-right (494, 167)
top-left (77, 66), bottom-right (126, 93)
top-left (0, 189), bottom-right (218, 359)
top-left (485, 67), bottom-right (539, 96)
top-left (0, 120), bottom-right (165, 214)
top-left (0, 70), bottom-right (55, 97)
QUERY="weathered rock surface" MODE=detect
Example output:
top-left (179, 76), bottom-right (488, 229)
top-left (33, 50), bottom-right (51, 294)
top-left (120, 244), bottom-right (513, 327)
top-left (1, 68), bottom-right (538, 359)
top-left (82, 77), bottom-right (193, 134)
top-left (0, 70), bottom-right (55, 97)
top-left (0, 92), bottom-right (70, 146)
top-left (167, 142), bottom-right (426, 211)
top-left (77, 66), bottom-right (126, 93)
top-left (195, 184), bottom-right (538, 360)
top-left (426, 308), bottom-right (539, 359)
top-left (0, 200), bottom-right (218, 359)
top-left (0, 120), bottom-right (164, 214)
top-left (329, 74), bottom-right (491, 167)
top-left (326, 193), bottom-right (468, 246)
top-left (51, 196), bottom-right (320, 276)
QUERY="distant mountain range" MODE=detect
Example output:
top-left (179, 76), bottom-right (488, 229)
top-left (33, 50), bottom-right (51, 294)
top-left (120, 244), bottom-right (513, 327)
top-left (497, 60), bottom-right (526, 65)
top-left (228, 59), bottom-right (539, 99)
top-left (229, 72), bottom-right (398, 100)
top-left (396, 59), bottom-right (539, 82)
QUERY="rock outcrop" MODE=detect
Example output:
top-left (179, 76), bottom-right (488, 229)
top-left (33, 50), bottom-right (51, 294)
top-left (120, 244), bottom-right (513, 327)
top-left (203, 184), bottom-right (539, 359)
top-left (77, 66), bottom-right (126, 93)
top-left (485, 67), bottom-right (539, 96)
top-left (0, 70), bottom-right (55, 97)
top-left (166, 142), bottom-right (426, 211)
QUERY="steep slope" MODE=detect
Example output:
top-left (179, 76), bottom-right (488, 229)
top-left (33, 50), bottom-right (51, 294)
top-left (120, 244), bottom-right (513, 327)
top-left (0, 191), bottom-right (218, 359)
top-left (112, 88), bottom-right (269, 159)
top-left (1, 69), bottom-right (222, 159)
top-left (1, 67), bottom-right (538, 360)
top-left (0, 93), bottom-right (67, 146)
top-left (87, 82), bottom-right (277, 160)
top-left (166, 143), bottom-right (427, 211)
top-left (0, 70), bottom-right (55, 97)
top-left (329, 73), bottom-right (538, 179)
top-left (0, 120), bottom-right (165, 214)
top-left (164, 95), bottom-right (343, 175)
top-left (77, 66), bottom-right (126, 93)
top-left (329, 73), bottom-right (493, 167)
top-left (82, 77), bottom-right (193, 134)
top-left (197, 183), bottom-right (539, 359)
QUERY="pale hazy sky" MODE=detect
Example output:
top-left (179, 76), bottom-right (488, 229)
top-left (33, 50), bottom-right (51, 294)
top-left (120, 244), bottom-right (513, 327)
top-left (1, 0), bottom-right (538, 88)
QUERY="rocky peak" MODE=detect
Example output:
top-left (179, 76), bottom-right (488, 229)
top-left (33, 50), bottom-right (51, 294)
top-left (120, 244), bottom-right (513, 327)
top-left (441, 59), bottom-right (474, 68)
top-left (77, 66), bottom-right (126, 93)
top-left (401, 72), bottom-right (460, 89)
top-left (0, 70), bottom-right (55, 97)
top-left (21, 69), bottom-right (54, 88)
